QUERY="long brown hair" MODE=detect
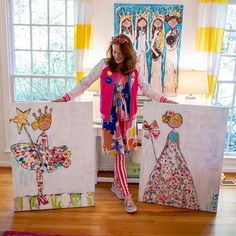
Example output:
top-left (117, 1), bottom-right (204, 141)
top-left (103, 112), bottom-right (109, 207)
top-left (121, 19), bottom-right (133, 37)
top-left (136, 17), bottom-right (148, 40)
top-left (106, 34), bottom-right (137, 75)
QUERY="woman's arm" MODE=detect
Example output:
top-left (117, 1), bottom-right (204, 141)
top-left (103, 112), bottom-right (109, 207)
top-left (53, 59), bottom-right (106, 102)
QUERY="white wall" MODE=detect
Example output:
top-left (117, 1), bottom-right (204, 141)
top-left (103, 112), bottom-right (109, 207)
top-left (85, 0), bottom-right (199, 70)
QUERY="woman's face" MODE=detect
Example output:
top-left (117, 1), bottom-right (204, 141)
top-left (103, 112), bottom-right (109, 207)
top-left (168, 18), bottom-right (178, 28)
top-left (154, 18), bottom-right (163, 28)
top-left (168, 118), bottom-right (182, 129)
top-left (138, 18), bottom-right (147, 28)
top-left (122, 19), bottom-right (132, 28)
top-left (112, 44), bottom-right (125, 65)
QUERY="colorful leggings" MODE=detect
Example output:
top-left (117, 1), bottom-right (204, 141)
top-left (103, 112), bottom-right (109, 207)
top-left (114, 153), bottom-right (129, 196)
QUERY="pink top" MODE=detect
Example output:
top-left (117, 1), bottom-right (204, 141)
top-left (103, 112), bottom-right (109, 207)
top-left (99, 66), bottom-right (139, 121)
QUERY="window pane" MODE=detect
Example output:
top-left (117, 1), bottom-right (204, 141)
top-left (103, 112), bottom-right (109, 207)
top-left (216, 83), bottom-right (234, 106)
top-left (15, 51), bottom-right (31, 74)
top-left (222, 32), bottom-right (236, 55)
top-left (14, 26), bottom-right (30, 49)
top-left (67, 27), bottom-right (74, 51)
top-left (33, 51), bottom-right (48, 75)
top-left (234, 93), bottom-right (236, 106)
top-left (50, 78), bottom-right (65, 99)
top-left (14, 77), bottom-right (31, 101)
top-left (32, 78), bottom-right (48, 100)
top-left (66, 78), bottom-right (76, 91)
top-left (225, 5), bottom-right (236, 30)
top-left (225, 109), bottom-right (232, 150)
top-left (49, 0), bottom-right (65, 25)
top-left (31, 0), bottom-right (47, 24)
top-left (32, 26), bottom-right (48, 50)
top-left (67, 52), bottom-right (76, 76)
top-left (225, 128), bottom-right (230, 151)
top-left (67, 0), bottom-right (74, 25)
top-left (228, 109), bottom-right (236, 152)
top-left (214, 4), bottom-right (236, 153)
top-left (13, 0), bottom-right (30, 24)
top-left (229, 130), bottom-right (236, 152)
top-left (218, 57), bottom-right (235, 81)
top-left (11, 0), bottom-right (75, 102)
top-left (50, 52), bottom-right (65, 75)
top-left (50, 27), bottom-right (65, 50)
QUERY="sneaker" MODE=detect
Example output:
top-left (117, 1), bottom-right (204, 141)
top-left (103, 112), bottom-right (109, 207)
top-left (124, 194), bottom-right (137, 213)
top-left (111, 183), bottom-right (125, 200)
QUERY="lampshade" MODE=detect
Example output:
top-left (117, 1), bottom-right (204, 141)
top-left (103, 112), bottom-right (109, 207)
top-left (178, 70), bottom-right (209, 98)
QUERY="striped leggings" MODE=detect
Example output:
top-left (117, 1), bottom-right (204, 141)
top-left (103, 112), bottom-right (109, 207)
top-left (114, 153), bottom-right (129, 196)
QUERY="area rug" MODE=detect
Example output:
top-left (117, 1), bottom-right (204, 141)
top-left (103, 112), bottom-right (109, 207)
top-left (2, 231), bottom-right (103, 236)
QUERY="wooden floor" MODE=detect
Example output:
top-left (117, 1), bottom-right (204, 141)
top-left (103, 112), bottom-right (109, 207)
top-left (0, 167), bottom-right (236, 236)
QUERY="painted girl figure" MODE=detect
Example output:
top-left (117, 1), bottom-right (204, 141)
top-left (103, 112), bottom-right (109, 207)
top-left (10, 107), bottom-right (71, 206)
top-left (164, 9), bottom-right (182, 96)
top-left (53, 34), bottom-right (176, 213)
top-left (143, 111), bottom-right (199, 210)
top-left (31, 106), bottom-right (52, 147)
top-left (135, 12), bottom-right (150, 82)
top-left (119, 11), bottom-right (134, 44)
top-left (150, 12), bottom-right (165, 94)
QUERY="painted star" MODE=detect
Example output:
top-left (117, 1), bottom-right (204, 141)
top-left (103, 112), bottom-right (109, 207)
top-left (10, 108), bottom-right (31, 134)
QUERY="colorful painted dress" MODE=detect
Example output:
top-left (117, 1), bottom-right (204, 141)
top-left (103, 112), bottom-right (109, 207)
top-left (11, 143), bottom-right (71, 173)
top-left (143, 130), bottom-right (199, 210)
top-left (102, 72), bottom-right (138, 156)
top-left (164, 28), bottom-right (179, 96)
top-left (136, 29), bottom-right (149, 82)
top-left (151, 26), bottom-right (165, 94)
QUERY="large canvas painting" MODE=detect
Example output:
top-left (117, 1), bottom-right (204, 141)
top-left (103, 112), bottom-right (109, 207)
top-left (9, 102), bottom-right (96, 211)
top-left (138, 103), bottom-right (228, 212)
top-left (114, 3), bottom-right (183, 96)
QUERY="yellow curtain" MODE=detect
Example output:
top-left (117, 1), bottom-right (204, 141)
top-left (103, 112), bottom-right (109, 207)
top-left (74, 0), bottom-right (94, 83)
top-left (196, 0), bottom-right (228, 97)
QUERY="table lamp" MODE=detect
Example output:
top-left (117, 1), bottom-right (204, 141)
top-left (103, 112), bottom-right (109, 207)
top-left (177, 70), bottom-right (209, 99)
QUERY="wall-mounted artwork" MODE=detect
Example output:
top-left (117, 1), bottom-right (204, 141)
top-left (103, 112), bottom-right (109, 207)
top-left (139, 103), bottom-right (228, 212)
top-left (114, 3), bottom-right (183, 96)
top-left (9, 102), bottom-right (95, 211)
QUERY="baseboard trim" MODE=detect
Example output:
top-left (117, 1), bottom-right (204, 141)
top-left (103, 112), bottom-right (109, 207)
top-left (0, 152), bottom-right (11, 167)
top-left (0, 161), bottom-right (11, 167)
top-left (97, 177), bottom-right (139, 183)
top-left (222, 157), bottom-right (236, 173)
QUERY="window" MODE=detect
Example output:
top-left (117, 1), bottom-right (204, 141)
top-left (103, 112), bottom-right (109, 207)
top-left (10, 0), bottom-right (76, 101)
top-left (214, 4), bottom-right (236, 153)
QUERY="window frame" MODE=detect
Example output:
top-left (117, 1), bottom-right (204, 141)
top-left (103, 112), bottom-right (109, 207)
top-left (9, 0), bottom-right (76, 102)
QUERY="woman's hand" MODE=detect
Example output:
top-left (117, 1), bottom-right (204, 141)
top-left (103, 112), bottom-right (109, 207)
top-left (165, 99), bottom-right (178, 104)
top-left (51, 97), bottom-right (66, 102)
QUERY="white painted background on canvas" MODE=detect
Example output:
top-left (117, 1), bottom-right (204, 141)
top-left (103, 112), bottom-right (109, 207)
top-left (138, 102), bottom-right (228, 211)
top-left (9, 102), bottom-right (95, 197)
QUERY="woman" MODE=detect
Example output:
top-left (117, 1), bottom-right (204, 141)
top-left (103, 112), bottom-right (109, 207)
top-left (53, 34), bottom-right (176, 213)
